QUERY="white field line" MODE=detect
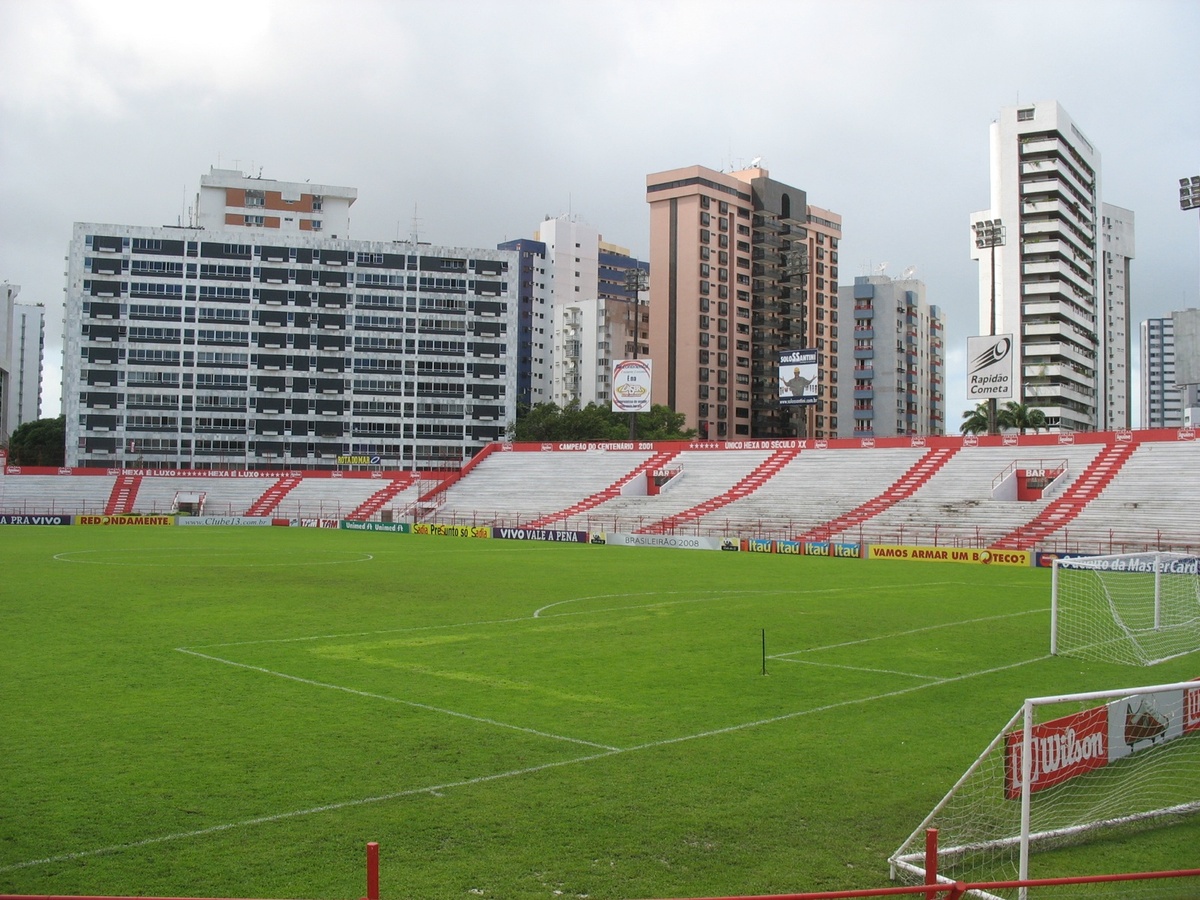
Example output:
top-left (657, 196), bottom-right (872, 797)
top-left (187, 582), bottom-right (981, 651)
top-left (533, 582), bottom-right (969, 617)
top-left (1, 651), bottom-right (1050, 875)
top-left (769, 608), bottom-right (1046, 658)
top-left (768, 657), bottom-right (944, 680)
top-left (175, 648), bottom-right (620, 752)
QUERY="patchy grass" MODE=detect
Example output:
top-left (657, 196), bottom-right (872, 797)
top-left (1, 526), bottom-right (1195, 899)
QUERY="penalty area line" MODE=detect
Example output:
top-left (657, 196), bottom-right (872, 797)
top-left (175, 648), bottom-right (620, 752)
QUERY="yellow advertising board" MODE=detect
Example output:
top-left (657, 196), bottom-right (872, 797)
top-left (411, 523), bottom-right (491, 539)
top-left (867, 544), bottom-right (1031, 566)
top-left (76, 515), bottom-right (175, 526)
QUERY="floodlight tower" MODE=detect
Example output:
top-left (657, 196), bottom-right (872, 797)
top-left (781, 240), bottom-right (811, 438)
top-left (624, 266), bottom-right (649, 439)
top-left (973, 218), bottom-right (1006, 436)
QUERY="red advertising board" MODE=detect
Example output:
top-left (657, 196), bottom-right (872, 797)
top-left (1005, 706), bottom-right (1108, 799)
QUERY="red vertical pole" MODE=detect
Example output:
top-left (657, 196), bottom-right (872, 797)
top-left (924, 827), bottom-right (938, 899)
top-left (365, 841), bottom-right (380, 900)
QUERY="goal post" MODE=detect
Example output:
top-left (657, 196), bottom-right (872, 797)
top-left (891, 680), bottom-right (1200, 898)
top-left (1050, 552), bottom-right (1200, 666)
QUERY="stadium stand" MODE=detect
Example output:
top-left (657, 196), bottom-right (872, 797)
top-left (133, 476), bottom-right (279, 516)
top-left (1035, 439), bottom-right (1200, 553)
top-left (0, 473), bottom-right (117, 516)
top-left (1, 430), bottom-right (1196, 553)
top-left (855, 443), bottom-right (1105, 548)
top-left (431, 447), bottom-right (658, 527)
top-left (991, 438), bottom-right (1139, 550)
top-left (550, 448), bottom-right (777, 533)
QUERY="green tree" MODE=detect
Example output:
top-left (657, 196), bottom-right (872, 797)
top-left (8, 415), bottom-right (66, 466)
top-left (959, 403), bottom-right (989, 436)
top-left (997, 401), bottom-right (1047, 434)
top-left (508, 402), bottom-right (695, 442)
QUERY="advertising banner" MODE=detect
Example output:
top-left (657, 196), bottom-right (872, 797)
top-left (340, 521), bottom-right (409, 533)
top-left (493, 527), bottom-right (588, 543)
top-left (412, 523), bottom-right (491, 538)
top-left (76, 515), bottom-right (175, 526)
top-left (0, 514), bottom-right (71, 526)
top-left (967, 334), bottom-right (1015, 400)
top-left (778, 349), bottom-right (818, 407)
top-left (176, 516), bottom-right (274, 527)
top-left (1005, 684), bottom-right (1200, 799)
top-left (592, 533), bottom-right (729, 551)
top-left (611, 359), bottom-right (653, 413)
top-left (868, 545), bottom-right (1031, 566)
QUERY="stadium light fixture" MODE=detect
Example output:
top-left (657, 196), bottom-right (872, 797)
top-left (1180, 176), bottom-right (1200, 212)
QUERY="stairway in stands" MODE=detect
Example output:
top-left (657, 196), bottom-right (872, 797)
top-left (991, 438), bottom-right (1141, 550)
top-left (345, 475), bottom-right (415, 521)
top-left (636, 447), bottom-right (800, 535)
top-left (245, 475), bottom-right (303, 517)
top-left (523, 449), bottom-right (681, 530)
top-left (104, 473), bottom-right (142, 514)
top-left (793, 446), bottom-right (958, 542)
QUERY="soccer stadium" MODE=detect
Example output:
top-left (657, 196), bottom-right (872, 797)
top-left (2, 428), bottom-right (1199, 900)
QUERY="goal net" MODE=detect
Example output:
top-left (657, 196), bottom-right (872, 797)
top-left (1051, 552), bottom-right (1200, 666)
top-left (890, 681), bottom-right (1200, 899)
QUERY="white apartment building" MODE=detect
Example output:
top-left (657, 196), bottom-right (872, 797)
top-left (537, 215), bottom-right (648, 409)
top-left (0, 283), bottom-right (45, 440)
top-left (195, 168), bottom-right (356, 237)
top-left (1142, 312), bottom-right (1200, 428)
top-left (837, 274), bottom-right (945, 438)
top-left (972, 101), bottom-right (1110, 432)
top-left (1101, 204), bottom-right (1134, 429)
top-left (64, 172), bottom-right (518, 471)
top-left (1141, 316), bottom-right (1182, 428)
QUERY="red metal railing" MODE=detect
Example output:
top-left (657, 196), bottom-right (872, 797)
top-left (3, 840), bottom-right (1199, 900)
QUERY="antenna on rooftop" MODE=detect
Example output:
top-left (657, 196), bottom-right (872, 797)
top-left (410, 204), bottom-right (421, 245)
top-left (876, 262), bottom-right (889, 276)
top-left (901, 265), bottom-right (917, 279)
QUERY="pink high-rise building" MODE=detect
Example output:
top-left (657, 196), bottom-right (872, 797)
top-left (646, 165), bottom-right (841, 439)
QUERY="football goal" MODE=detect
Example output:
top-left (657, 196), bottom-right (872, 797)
top-left (1051, 552), bottom-right (1200, 666)
top-left (890, 680), bottom-right (1200, 899)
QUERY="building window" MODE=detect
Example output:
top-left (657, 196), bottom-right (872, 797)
top-left (1017, 107), bottom-right (1035, 121)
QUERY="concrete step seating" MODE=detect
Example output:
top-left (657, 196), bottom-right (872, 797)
top-left (859, 443), bottom-right (1105, 547)
top-left (433, 448), bottom-right (657, 527)
top-left (689, 447), bottom-right (927, 538)
top-left (0, 474), bottom-right (117, 516)
top-left (553, 449), bottom-right (775, 533)
top-left (1040, 441), bottom-right (1200, 551)
top-left (269, 478), bottom-right (394, 520)
top-left (131, 476), bottom-right (272, 516)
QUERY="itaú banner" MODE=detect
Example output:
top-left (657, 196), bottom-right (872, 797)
top-left (1005, 683), bottom-right (1200, 798)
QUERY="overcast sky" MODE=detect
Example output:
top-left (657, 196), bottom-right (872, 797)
top-left (1, 0), bottom-right (1197, 427)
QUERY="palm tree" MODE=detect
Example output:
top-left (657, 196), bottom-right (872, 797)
top-left (997, 401), bottom-right (1047, 434)
top-left (960, 403), bottom-right (990, 435)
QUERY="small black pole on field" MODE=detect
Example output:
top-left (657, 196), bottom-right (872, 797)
top-left (762, 628), bottom-right (767, 676)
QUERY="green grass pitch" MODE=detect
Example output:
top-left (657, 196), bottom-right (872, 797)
top-left (1, 526), bottom-right (1197, 900)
